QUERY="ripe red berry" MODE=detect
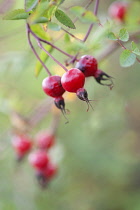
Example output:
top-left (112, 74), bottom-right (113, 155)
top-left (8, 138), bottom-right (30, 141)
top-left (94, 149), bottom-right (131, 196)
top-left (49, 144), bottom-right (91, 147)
top-left (12, 134), bottom-right (32, 159)
top-left (61, 68), bottom-right (85, 93)
top-left (35, 162), bottom-right (57, 188)
top-left (36, 131), bottom-right (55, 150)
top-left (42, 75), bottom-right (65, 97)
top-left (108, 1), bottom-right (128, 22)
top-left (28, 150), bottom-right (49, 170)
top-left (75, 55), bottom-right (98, 77)
top-left (94, 69), bottom-right (114, 89)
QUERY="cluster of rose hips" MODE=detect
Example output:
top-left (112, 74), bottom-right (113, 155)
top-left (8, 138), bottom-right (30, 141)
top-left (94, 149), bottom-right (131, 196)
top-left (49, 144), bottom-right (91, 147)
top-left (42, 55), bottom-right (113, 119)
top-left (12, 130), bottom-right (57, 188)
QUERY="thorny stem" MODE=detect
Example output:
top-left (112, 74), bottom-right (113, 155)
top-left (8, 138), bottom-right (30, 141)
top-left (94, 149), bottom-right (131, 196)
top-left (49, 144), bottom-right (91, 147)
top-left (26, 24), bottom-right (52, 76)
top-left (37, 41), bottom-right (68, 72)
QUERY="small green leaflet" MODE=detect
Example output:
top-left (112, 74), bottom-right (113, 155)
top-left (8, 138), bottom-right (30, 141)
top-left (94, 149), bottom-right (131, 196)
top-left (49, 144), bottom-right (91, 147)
top-left (33, 17), bottom-right (49, 24)
top-left (131, 41), bottom-right (140, 56)
top-left (120, 49), bottom-right (136, 67)
top-left (31, 24), bottom-right (51, 41)
top-left (55, 9), bottom-right (76, 29)
top-left (70, 6), bottom-right (85, 16)
top-left (35, 45), bottom-right (53, 77)
top-left (108, 32), bottom-right (117, 40)
top-left (70, 6), bottom-right (99, 24)
top-left (25, 0), bottom-right (38, 12)
top-left (28, 2), bottom-right (49, 24)
top-left (64, 34), bottom-right (71, 43)
top-left (119, 28), bottom-right (129, 42)
top-left (3, 9), bottom-right (30, 20)
top-left (48, 22), bottom-right (61, 31)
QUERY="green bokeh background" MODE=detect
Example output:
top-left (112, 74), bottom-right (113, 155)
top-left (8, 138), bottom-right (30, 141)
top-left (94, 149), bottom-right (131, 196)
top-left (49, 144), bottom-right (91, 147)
top-left (0, 0), bottom-right (140, 210)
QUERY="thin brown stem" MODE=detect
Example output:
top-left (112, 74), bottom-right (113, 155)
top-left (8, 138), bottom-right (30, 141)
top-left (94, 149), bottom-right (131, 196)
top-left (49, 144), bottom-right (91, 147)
top-left (26, 24), bottom-right (52, 76)
top-left (83, 0), bottom-right (100, 42)
top-left (29, 25), bottom-right (73, 58)
top-left (38, 41), bottom-right (68, 72)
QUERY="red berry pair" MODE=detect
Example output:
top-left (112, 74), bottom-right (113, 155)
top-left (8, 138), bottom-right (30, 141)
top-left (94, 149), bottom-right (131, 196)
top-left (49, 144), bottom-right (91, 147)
top-left (28, 150), bottom-right (57, 188)
top-left (75, 55), bottom-right (114, 89)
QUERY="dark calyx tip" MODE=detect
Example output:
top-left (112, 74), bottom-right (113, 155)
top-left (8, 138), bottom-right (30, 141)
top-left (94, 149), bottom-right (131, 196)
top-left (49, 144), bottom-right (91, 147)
top-left (95, 70), bottom-right (114, 90)
top-left (35, 172), bottom-right (48, 189)
top-left (76, 88), bottom-right (94, 112)
top-left (54, 97), bottom-right (69, 124)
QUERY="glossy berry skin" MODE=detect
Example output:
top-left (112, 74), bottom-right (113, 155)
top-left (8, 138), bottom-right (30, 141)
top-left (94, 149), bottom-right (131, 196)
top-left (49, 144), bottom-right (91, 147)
top-left (108, 1), bottom-right (127, 22)
top-left (75, 55), bottom-right (98, 77)
top-left (61, 68), bottom-right (85, 93)
top-left (36, 131), bottom-right (55, 150)
top-left (12, 134), bottom-right (32, 157)
top-left (28, 150), bottom-right (49, 170)
top-left (42, 75), bottom-right (65, 98)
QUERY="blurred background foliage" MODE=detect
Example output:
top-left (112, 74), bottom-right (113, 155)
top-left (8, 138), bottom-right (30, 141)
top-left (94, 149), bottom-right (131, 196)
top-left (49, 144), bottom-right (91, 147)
top-left (0, 0), bottom-right (140, 210)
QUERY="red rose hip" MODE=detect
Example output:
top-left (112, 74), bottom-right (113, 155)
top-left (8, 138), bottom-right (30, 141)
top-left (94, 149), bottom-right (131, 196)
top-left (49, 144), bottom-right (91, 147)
top-left (36, 131), bottom-right (55, 150)
top-left (12, 134), bottom-right (32, 158)
top-left (75, 55), bottom-right (98, 77)
top-left (28, 150), bottom-right (49, 170)
top-left (61, 68), bottom-right (85, 92)
top-left (42, 75), bottom-right (65, 97)
top-left (108, 1), bottom-right (128, 22)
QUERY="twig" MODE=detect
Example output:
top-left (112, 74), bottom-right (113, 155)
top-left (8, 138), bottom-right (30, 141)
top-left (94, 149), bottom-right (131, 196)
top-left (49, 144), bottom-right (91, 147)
top-left (98, 30), bottom-right (140, 62)
top-left (37, 41), bottom-right (68, 72)
top-left (83, 0), bottom-right (100, 42)
top-left (26, 23), bottom-right (52, 76)
top-left (28, 25), bottom-right (73, 59)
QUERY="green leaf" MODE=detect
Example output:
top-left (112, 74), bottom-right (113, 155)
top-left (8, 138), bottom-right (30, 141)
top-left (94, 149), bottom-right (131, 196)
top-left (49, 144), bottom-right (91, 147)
top-left (108, 32), bottom-right (117, 40)
top-left (43, 5), bottom-right (57, 19)
top-left (55, 9), bottom-right (76, 29)
top-left (35, 45), bottom-right (53, 77)
top-left (25, 0), bottom-right (38, 12)
top-left (120, 49), bottom-right (136, 67)
top-left (28, 2), bottom-right (49, 24)
top-left (131, 41), bottom-right (140, 56)
top-left (64, 34), bottom-right (71, 43)
top-left (48, 22), bottom-right (61, 31)
top-left (70, 6), bottom-right (85, 16)
top-left (119, 28), bottom-right (129, 42)
top-left (32, 16), bottom-right (49, 24)
top-left (31, 24), bottom-right (51, 41)
top-left (3, 9), bottom-right (30, 20)
top-left (80, 11), bottom-right (99, 23)
top-left (70, 6), bottom-right (98, 23)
